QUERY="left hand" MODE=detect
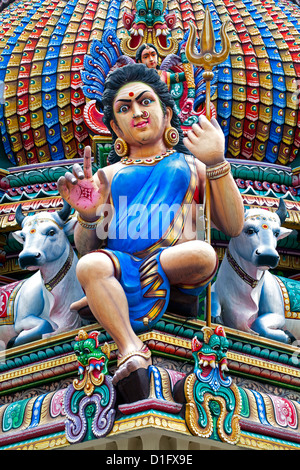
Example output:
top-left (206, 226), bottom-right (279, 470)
top-left (183, 116), bottom-right (225, 166)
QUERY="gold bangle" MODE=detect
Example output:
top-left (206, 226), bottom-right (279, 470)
top-left (77, 213), bottom-right (104, 230)
top-left (206, 160), bottom-right (231, 180)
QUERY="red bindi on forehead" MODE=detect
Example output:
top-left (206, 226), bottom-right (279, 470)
top-left (129, 92), bottom-right (134, 97)
top-left (142, 48), bottom-right (156, 56)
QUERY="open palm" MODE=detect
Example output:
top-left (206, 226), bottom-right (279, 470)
top-left (57, 146), bottom-right (109, 222)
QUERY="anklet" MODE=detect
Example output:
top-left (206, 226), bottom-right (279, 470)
top-left (117, 344), bottom-right (151, 368)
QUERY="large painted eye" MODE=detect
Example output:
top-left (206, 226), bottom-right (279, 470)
top-left (153, 9), bottom-right (161, 16)
top-left (48, 229), bottom-right (56, 236)
top-left (245, 227), bottom-right (256, 235)
top-left (139, 9), bottom-right (146, 15)
top-left (118, 105), bottom-right (129, 113)
top-left (141, 98), bottom-right (153, 106)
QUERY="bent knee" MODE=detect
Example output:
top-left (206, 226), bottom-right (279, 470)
top-left (161, 241), bottom-right (217, 286)
top-left (191, 240), bottom-right (217, 270)
top-left (76, 252), bottom-right (115, 286)
top-left (174, 241), bottom-right (217, 286)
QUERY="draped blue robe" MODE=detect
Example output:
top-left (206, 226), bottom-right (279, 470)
top-left (97, 152), bottom-right (199, 332)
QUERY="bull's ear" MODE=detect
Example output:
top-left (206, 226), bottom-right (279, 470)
top-left (63, 216), bottom-right (77, 236)
top-left (12, 230), bottom-right (25, 244)
top-left (278, 227), bottom-right (292, 240)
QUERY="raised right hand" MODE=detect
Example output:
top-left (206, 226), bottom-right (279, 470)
top-left (183, 116), bottom-right (225, 167)
top-left (57, 146), bottom-right (109, 222)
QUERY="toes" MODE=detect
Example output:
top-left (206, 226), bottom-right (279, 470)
top-left (112, 361), bottom-right (131, 385)
top-left (126, 357), bottom-right (140, 375)
top-left (112, 355), bottom-right (152, 385)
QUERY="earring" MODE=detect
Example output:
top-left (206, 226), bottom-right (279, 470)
top-left (164, 127), bottom-right (179, 148)
top-left (114, 137), bottom-right (129, 157)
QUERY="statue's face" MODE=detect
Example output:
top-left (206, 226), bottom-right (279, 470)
top-left (110, 81), bottom-right (171, 150)
top-left (140, 47), bottom-right (158, 69)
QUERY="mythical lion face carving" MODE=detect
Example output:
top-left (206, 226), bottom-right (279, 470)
top-left (73, 330), bottom-right (110, 396)
top-left (121, 0), bottom-right (177, 57)
top-left (191, 325), bottom-right (230, 377)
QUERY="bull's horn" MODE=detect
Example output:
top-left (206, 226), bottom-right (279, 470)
top-left (15, 204), bottom-right (26, 226)
top-left (57, 199), bottom-right (72, 222)
top-left (275, 198), bottom-right (287, 224)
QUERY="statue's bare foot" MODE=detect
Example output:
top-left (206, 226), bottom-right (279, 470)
top-left (112, 344), bottom-right (152, 385)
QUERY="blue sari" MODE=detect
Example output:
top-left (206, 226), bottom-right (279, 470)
top-left (97, 152), bottom-right (199, 332)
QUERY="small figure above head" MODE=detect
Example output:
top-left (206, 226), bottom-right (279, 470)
top-left (136, 43), bottom-right (159, 69)
top-left (135, 43), bottom-right (197, 122)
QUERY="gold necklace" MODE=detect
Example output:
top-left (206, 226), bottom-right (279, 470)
top-left (120, 149), bottom-right (175, 165)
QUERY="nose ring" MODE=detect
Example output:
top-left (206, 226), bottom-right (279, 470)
top-left (132, 110), bottom-right (150, 119)
top-left (141, 110), bottom-right (150, 119)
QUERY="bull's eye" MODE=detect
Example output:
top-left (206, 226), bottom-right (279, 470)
top-left (274, 230), bottom-right (280, 237)
top-left (245, 227), bottom-right (256, 235)
top-left (48, 229), bottom-right (56, 236)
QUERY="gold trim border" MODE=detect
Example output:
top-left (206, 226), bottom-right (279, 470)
top-left (2, 434), bottom-right (69, 451)
top-left (111, 413), bottom-right (189, 436)
top-left (1, 330), bottom-right (299, 387)
top-left (3, 421), bottom-right (300, 451)
top-left (238, 432), bottom-right (300, 451)
top-left (0, 355), bottom-right (77, 384)
top-left (2, 316), bottom-right (299, 363)
top-left (228, 351), bottom-right (300, 378)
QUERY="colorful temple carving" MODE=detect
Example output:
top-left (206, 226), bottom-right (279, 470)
top-left (0, 0), bottom-right (299, 451)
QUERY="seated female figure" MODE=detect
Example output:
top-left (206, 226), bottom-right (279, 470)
top-left (58, 64), bottom-right (244, 384)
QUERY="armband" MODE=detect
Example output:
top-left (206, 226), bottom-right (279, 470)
top-left (206, 160), bottom-right (231, 180)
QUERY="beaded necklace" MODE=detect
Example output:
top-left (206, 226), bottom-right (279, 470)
top-left (226, 248), bottom-right (263, 289)
top-left (43, 246), bottom-right (74, 292)
top-left (120, 149), bottom-right (175, 165)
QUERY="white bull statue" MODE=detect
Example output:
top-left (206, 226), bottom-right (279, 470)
top-left (0, 201), bottom-right (84, 348)
top-left (211, 199), bottom-right (300, 344)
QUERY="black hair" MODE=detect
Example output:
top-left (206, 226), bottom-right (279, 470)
top-left (135, 43), bottom-right (159, 66)
top-left (100, 64), bottom-right (189, 164)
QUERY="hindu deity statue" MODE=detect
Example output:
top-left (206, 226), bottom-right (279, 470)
top-left (57, 63), bottom-right (244, 385)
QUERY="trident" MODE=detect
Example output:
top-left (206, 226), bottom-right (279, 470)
top-left (185, 7), bottom-right (231, 328)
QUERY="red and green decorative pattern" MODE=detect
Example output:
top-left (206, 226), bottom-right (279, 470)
top-left (0, 0), bottom-right (300, 166)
